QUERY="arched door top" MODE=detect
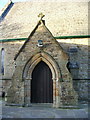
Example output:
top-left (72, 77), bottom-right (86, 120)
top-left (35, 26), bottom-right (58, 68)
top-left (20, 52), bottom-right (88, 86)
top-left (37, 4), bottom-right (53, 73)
top-left (23, 52), bottom-right (62, 107)
top-left (23, 52), bottom-right (60, 81)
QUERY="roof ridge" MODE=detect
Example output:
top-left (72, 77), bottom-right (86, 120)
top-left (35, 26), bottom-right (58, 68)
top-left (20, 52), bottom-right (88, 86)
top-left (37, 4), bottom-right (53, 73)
top-left (0, 0), bottom-right (12, 14)
top-left (0, 0), bottom-right (14, 22)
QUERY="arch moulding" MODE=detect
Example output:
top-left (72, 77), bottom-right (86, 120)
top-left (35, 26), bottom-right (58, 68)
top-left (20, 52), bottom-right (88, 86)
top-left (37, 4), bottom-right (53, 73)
top-left (23, 52), bottom-right (62, 107)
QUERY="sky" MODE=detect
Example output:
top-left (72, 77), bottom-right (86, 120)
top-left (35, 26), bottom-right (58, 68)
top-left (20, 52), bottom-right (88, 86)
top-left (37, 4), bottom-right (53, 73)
top-left (0, 0), bottom-right (29, 10)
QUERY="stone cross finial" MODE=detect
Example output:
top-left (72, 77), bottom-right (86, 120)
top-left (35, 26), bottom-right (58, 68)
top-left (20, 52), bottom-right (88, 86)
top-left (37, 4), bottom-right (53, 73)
top-left (38, 13), bottom-right (45, 20)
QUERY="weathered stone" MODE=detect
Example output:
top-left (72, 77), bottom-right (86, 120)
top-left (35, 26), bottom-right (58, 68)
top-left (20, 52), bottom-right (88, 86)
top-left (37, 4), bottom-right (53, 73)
top-left (0, 1), bottom-right (88, 107)
top-left (5, 19), bottom-right (78, 108)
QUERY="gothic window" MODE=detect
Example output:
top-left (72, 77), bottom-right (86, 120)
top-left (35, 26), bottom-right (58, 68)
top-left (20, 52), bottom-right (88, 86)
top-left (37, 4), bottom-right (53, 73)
top-left (1, 48), bottom-right (4, 75)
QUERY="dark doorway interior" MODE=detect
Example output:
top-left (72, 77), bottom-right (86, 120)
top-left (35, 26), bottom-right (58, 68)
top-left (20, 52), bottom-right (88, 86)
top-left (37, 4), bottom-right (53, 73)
top-left (31, 61), bottom-right (53, 103)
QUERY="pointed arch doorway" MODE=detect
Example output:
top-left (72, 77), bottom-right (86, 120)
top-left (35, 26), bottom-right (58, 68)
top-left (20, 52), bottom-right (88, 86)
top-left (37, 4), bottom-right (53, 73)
top-left (31, 61), bottom-right (53, 103)
top-left (23, 52), bottom-right (61, 107)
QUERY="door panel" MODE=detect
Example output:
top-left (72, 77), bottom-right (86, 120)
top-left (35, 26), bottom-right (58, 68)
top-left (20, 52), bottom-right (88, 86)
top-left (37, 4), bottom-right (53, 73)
top-left (31, 61), bottom-right (53, 103)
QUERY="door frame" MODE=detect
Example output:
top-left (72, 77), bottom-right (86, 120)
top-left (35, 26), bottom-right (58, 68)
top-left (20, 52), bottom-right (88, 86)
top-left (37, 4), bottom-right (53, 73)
top-left (23, 52), bottom-right (62, 108)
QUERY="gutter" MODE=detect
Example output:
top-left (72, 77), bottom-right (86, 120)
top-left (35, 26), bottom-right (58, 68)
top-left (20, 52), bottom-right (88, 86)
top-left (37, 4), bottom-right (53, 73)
top-left (0, 38), bottom-right (26, 42)
top-left (0, 35), bottom-right (89, 42)
top-left (54, 35), bottom-right (90, 39)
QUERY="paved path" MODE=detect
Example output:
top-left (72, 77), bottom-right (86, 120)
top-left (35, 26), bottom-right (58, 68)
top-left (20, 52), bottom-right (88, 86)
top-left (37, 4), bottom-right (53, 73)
top-left (0, 101), bottom-right (89, 119)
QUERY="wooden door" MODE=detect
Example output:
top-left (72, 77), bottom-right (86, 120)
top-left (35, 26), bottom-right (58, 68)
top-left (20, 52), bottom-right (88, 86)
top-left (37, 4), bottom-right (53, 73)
top-left (31, 61), bottom-right (53, 103)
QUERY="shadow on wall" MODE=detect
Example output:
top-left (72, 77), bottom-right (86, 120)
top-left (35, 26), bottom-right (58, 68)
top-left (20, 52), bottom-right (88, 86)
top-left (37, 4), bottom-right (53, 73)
top-left (1, 39), bottom-right (88, 80)
top-left (1, 37), bottom-right (89, 101)
top-left (59, 41), bottom-right (88, 101)
top-left (58, 41), bottom-right (88, 79)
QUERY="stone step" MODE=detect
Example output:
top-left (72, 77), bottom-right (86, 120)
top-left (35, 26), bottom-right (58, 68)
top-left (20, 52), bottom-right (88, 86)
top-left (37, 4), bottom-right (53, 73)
top-left (31, 103), bottom-right (53, 107)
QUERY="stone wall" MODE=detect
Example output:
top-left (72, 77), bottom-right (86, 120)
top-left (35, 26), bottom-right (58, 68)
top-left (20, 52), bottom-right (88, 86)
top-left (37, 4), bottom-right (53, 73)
top-left (0, 1), bottom-right (88, 104)
top-left (5, 20), bottom-right (78, 107)
top-left (0, 41), bottom-right (24, 79)
top-left (58, 38), bottom-right (89, 101)
top-left (0, 38), bottom-right (88, 79)
top-left (58, 38), bottom-right (88, 79)
top-left (0, 37), bottom-right (89, 102)
top-left (73, 80), bottom-right (89, 101)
